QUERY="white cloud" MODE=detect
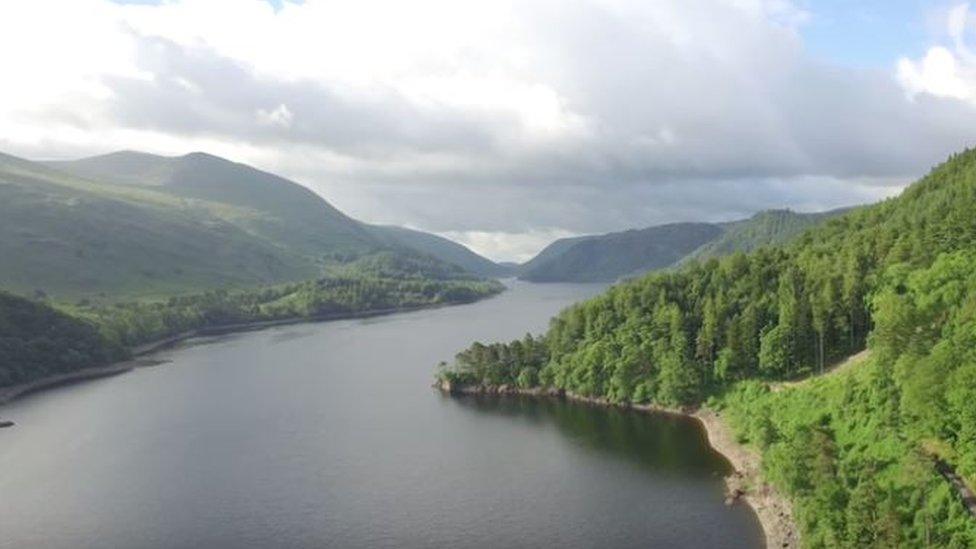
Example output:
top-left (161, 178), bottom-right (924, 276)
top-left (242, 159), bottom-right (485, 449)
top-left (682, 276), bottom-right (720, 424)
top-left (2, 0), bottom-right (976, 261)
top-left (898, 4), bottom-right (976, 103)
top-left (256, 103), bottom-right (294, 128)
top-left (438, 229), bottom-right (579, 263)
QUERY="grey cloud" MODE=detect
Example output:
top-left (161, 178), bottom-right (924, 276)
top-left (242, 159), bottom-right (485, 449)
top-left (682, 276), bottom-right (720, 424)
top-left (67, 1), bottom-right (976, 255)
top-left (101, 35), bottom-right (508, 158)
top-left (316, 175), bottom-right (898, 236)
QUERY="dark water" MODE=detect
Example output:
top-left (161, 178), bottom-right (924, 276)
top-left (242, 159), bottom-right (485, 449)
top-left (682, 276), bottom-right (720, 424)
top-left (0, 281), bottom-right (762, 549)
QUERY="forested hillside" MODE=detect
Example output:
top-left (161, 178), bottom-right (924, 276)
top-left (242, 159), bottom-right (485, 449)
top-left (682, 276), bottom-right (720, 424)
top-left (517, 209), bottom-right (842, 283)
top-left (518, 222), bottom-right (722, 282)
top-left (516, 234), bottom-right (595, 276)
top-left (439, 149), bottom-right (976, 546)
top-left (682, 208), bottom-right (848, 264)
top-left (718, 252), bottom-right (976, 546)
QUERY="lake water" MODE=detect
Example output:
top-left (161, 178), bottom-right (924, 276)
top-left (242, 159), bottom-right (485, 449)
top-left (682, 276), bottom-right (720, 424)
top-left (0, 281), bottom-right (762, 548)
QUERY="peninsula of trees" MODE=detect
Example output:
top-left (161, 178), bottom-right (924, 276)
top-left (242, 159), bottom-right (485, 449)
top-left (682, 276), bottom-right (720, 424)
top-left (438, 148), bottom-right (976, 547)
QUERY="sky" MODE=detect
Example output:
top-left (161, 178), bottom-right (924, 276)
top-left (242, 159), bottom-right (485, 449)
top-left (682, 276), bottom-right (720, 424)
top-left (2, 1), bottom-right (976, 262)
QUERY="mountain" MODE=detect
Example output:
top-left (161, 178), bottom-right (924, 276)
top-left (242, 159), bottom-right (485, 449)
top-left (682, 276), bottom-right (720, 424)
top-left (47, 151), bottom-right (380, 260)
top-left (364, 225), bottom-right (514, 277)
top-left (519, 209), bottom-right (846, 283)
top-left (0, 151), bottom-right (320, 299)
top-left (441, 148), bottom-right (976, 545)
top-left (681, 208), bottom-right (849, 264)
top-left (1, 150), bottom-right (492, 300)
top-left (516, 235), bottom-right (595, 276)
top-left (518, 223), bottom-right (723, 282)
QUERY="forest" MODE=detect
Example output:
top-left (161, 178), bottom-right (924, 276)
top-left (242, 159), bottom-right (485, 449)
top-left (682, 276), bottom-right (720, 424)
top-left (79, 271), bottom-right (502, 350)
top-left (0, 291), bottom-right (123, 387)
top-left (438, 148), bottom-right (976, 546)
top-left (1, 256), bottom-right (502, 388)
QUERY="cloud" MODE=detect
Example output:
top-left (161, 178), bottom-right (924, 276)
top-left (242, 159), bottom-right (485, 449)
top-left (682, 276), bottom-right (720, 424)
top-left (256, 104), bottom-right (294, 128)
top-left (438, 229), bottom-right (579, 263)
top-left (2, 0), bottom-right (976, 260)
top-left (898, 4), bottom-right (976, 102)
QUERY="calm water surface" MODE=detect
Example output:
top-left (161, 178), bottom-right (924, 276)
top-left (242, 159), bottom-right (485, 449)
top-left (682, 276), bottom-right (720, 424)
top-left (0, 281), bottom-right (762, 548)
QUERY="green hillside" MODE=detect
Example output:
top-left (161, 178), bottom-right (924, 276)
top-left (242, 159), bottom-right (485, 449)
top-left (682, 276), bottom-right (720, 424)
top-left (517, 234), bottom-right (595, 275)
top-left (518, 209), bottom-right (844, 283)
top-left (0, 152), bottom-right (317, 299)
top-left (365, 225), bottom-right (514, 277)
top-left (683, 208), bottom-right (849, 264)
top-left (49, 151), bottom-right (381, 260)
top-left (1, 150), bottom-right (502, 301)
top-left (518, 223), bottom-right (722, 282)
top-left (440, 148), bottom-right (976, 546)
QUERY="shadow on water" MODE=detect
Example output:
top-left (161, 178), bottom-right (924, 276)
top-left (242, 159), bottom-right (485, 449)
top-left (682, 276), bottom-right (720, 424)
top-left (442, 393), bottom-right (732, 478)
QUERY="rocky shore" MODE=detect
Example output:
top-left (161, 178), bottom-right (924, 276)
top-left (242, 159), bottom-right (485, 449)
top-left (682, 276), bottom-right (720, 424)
top-left (436, 380), bottom-right (798, 548)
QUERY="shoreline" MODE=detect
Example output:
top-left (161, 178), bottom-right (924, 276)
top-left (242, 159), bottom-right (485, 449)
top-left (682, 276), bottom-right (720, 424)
top-left (0, 363), bottom-right (134, 405)
top-left (128, 302), bottom-right (462, 356)
top-left (436, 382), bottom-right (798, 549)
top-left (0, 300), bottom-right (490, 409)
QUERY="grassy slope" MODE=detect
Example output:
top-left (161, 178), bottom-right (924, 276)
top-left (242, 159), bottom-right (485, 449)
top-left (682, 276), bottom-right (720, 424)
top-left (5, 150), bottom-right (500, 301)
top-left (48, 151), bottom-right (382, 260)
top-left (0, 152), bottom-right (316, 300)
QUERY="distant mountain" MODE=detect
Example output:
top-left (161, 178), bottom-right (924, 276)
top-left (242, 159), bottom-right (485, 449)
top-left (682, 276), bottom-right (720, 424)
top-left (0, 150), bottom-right (490, 300)
top-left (51, 151), bottom-right (511, 279)
top-left (681, 208), bottom-right (850, 264)
top-left (0, 151), bottom-right (320, 299)
top-left (47, 151), bottom-right (379, 260)
top-left (365, 225), bottom-right (514, 277)
top-left (519, 209), bottom-right (847, 283)
top-left (519, 223), bottom-right (723, 283)
top-left (517, 235), bottom-right (595, 277)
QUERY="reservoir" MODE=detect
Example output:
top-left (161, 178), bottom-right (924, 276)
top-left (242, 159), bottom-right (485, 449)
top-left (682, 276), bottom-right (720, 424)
top-left (0, 281), bottom-right (762, 548)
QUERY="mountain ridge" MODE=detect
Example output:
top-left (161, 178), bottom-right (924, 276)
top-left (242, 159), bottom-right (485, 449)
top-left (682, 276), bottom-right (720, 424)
top-left (518, 208), bottom-right (851, 283)
top-left (0, 150), bottom-right (505, 299)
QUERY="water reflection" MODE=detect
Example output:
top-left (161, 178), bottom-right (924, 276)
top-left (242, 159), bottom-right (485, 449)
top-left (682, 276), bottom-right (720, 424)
top-left (446, 394), bottom-right (731, 477)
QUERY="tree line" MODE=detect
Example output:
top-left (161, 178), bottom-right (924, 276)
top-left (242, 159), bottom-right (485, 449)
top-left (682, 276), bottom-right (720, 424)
top-left (1, 259), bottom-right (503, 388)
top-left (439, 148), bottom-right (976, 546)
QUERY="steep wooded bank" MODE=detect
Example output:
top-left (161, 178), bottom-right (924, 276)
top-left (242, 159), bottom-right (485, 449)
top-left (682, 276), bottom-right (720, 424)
top-left (0, 291), bottom-right (122, 387)
top-left (438, 149), bottom-right (976, 547)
